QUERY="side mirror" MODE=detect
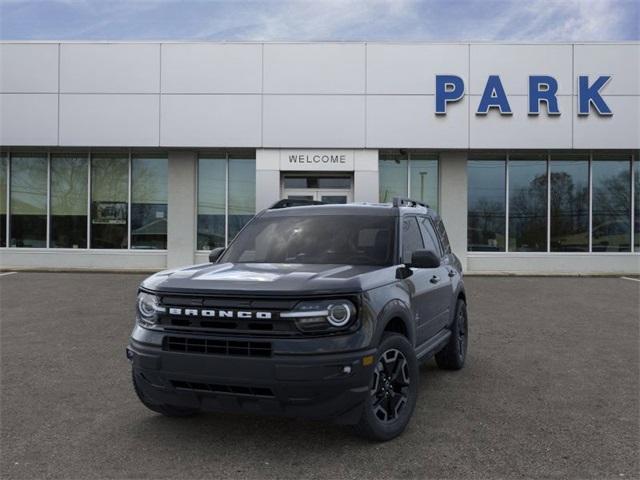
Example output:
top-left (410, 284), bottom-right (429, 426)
top-left (407, 249), bottom-right (440, 269)
top-left (208, 247), bottom-right (225, 263)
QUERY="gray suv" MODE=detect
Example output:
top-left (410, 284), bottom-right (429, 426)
top-left (127, 197), bottom-right (468, 441)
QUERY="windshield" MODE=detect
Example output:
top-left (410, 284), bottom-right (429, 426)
top-left (221, 214), bottom-right (396, 266)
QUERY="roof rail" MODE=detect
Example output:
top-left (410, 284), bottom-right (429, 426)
top-left (392, 197), bottom-right (429, 209)
top-left (270, 198), bottom-right (326, 209)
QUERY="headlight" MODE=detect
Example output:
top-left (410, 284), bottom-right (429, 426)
top-left (282, 299), bottom-right (356, 333)
top-left (136, 292), bottom-right (164, 327)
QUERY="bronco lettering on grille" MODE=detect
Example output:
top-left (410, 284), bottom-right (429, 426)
top-left (167, 308), bottom-right (272, 320)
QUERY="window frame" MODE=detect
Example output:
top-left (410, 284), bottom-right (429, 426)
top-left (196, 151), bottom-right (256, 251)
top-left (467, 150), bottom-right (638, 254)
top-left (0, 149), bottom-right (169, 251)
top-left (379, 150), bottom-right (439, 211)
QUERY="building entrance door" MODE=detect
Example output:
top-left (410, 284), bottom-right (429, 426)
top-left (281, 175), bottom-right (353, 204)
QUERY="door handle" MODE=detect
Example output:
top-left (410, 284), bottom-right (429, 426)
top-left (430, 275), bottom-right (440, 284)
top-left (448, 269), bottom-right (456, 277)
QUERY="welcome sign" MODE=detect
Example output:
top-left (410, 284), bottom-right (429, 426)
top-left (279, 150), bottom-right (355, 171)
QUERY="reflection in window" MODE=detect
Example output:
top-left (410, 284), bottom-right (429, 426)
top-left (10, 154), bottom-right (47, 248)
top-left (228, 156), bottom-right (256, 242)
top-left (410, 154), bottom-right (438, 210)
top-left (401, 216), bottom-right (424, 264)
top-left (197, 156), bottom-right (226, 250)
top-left (468, 158), bottom-right (506, 251)
top-left (592, 154), bottom-right (631, 252)
top-left (635, 158), bottom-right (639, 251)
top-left (131, 156), bottom-right (168, 249)
top-left (50, 155), bottom-right (88, 248)
top-left (379, 151), bottom-right (408, 203)
top-left (508, 155), bottom-right (547, 252)
top-left (550, 155), bottom-right (589, 252)
top-left (0, 155), bottom-right (6, 247)
top-left (91, 155), bottom-right (128, 249)
top-left (283, 176), bottom-right (350, 189)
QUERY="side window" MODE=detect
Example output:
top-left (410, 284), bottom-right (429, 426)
top-left (401, 217), bottom-right (424, 264)
top-left (436, 218), bottom-right (452, 254)
top-left (419, 217), bottom-right (442, 257)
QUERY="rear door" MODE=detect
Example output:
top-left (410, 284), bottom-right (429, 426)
top-left (400, 216), bottom-right (441, 346)
top-left (418, 216), bottom-right (454, 335)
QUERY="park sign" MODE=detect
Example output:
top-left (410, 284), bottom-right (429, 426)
top-left (435, 75), bottom-right (613, 116)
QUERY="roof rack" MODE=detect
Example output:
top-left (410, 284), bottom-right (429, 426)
top-left (270, 198), bottom-right (326, 209)
top-left (392, 197), bottom-right (429, 209)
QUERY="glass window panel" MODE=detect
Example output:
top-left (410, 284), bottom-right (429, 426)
top-left (198, 156), bottom-right (226, 250)
top-left (508, 155), bottom-right (548, 252)
top-left (131, 155), bottom-right (168, 250)
top-left (228, 157), bottom-right (256, 242)
top-left (549, 155), bottom-right (589, 252)
top-left (379, 151), bottom-right (407, 203)
top-left (592, 154), bottom-right (631, 252)
top-left (91, 155), bottom-right (128, 249)
top-left (317, 177), bottom-right (350, 189)
top-left (401, 216), bottom-right (424, 264)
top-left (409, 154), bottom-right (438, 211)
top-left (419, 217), bottom-right (441, 257)
top-left (10, 154), bottom-right (47, 248)
top-left (0, 154), bottom-right (6, 247)
top-left (283, 177), bottom-right (308, 188)
top-left (635, 156), bottom-right (639, 251)
top-left (50, 154), bottom-right (88, 248)
top-left (467, 159), bottom-right (506, 251)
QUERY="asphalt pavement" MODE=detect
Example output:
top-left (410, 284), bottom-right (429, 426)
top-left (1, 273), bottom-right (638, 479)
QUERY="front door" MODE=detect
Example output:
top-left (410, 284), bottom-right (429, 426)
top-left (282, 175), bottom-right (353, 204)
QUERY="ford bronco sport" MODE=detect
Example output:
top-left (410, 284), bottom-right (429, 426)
top-left (127, 197), bottom-right (468, 441)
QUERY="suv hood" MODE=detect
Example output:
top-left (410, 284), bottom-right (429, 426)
top-left (141, 262), bottom-right (397, 296)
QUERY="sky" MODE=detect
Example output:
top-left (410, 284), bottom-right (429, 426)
top-left (0, 0), bottom-right (638, 42)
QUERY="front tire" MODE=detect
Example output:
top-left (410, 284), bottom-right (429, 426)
top-left (132, 369), bottom-right (199, 417)
top-left (355, 333), bottom-right (419, 441)
top-left (435, 299), bottom-right (468, 370)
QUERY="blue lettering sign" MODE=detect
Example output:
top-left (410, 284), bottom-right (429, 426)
top-left (476, 75), bottom-right (512, 115)
top-left (578, 75), bottom-right (612, 116)
top-left (529, 75), bottom-right (560, 115)
top-left (435, 75), bottom-right (465, 115)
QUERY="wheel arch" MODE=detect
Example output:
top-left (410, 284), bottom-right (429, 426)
top-left (373, 299), bottom-right (415, 347)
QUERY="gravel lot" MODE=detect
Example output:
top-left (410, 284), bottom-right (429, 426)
top-left (1, 272), bottom-right (638, 480)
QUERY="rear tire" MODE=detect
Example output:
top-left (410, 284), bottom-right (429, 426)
top-left (354, 333), bottom-right (419, 441)
top-left (132, 369), bottom-right (199, 417)
top-left (435, 299), bottom-right (468, 370)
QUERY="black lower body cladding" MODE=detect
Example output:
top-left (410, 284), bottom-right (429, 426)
top-left (128, 337), bottom-right (377, 424)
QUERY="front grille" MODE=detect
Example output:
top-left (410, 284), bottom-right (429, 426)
top-left (171, 380), bottom-right (274, 398)
top-left (157, 295), bottom-right (300, 336)
top-left (164, 336), bottom-right (272, 357)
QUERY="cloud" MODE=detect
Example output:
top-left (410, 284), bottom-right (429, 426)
top-left (0, 0), bottom-right (637, 41)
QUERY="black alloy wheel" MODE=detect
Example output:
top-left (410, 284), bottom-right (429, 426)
top-left (371, 348), bottom-right (410, 423)
top-left (435, 299), bottom-right (468, 370)
top-left (355, 332), bottom-right (418, 441)
top-left (456, 305), bottom-right (468, 361)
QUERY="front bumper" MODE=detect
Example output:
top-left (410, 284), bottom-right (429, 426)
top-left (128, 331), bottom-right (377, 424)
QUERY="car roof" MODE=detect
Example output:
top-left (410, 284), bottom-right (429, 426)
top-left (261, 202), bottom-right (437, 218)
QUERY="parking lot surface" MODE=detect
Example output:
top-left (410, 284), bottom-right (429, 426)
top-left (1, 273), bottom-right (638, 480)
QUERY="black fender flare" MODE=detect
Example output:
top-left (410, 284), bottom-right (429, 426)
top-left (372, 298), bottom-right (415, 347)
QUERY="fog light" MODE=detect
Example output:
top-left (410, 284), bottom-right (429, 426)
top-left (362, 355), bottom-right (374, 366)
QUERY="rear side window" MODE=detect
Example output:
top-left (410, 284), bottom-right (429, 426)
top-left (401, 217), bottom-right (424, 264)
top-left (435, 218), bottom-right (451, 254)
top-left (419, 217), bottom-right (442, 257)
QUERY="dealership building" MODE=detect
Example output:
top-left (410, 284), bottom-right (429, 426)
top-left (0, 41), bottom-right (638, 274)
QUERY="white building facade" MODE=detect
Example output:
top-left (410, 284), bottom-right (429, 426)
top-left (0, 41), bottom-right (638, 274)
